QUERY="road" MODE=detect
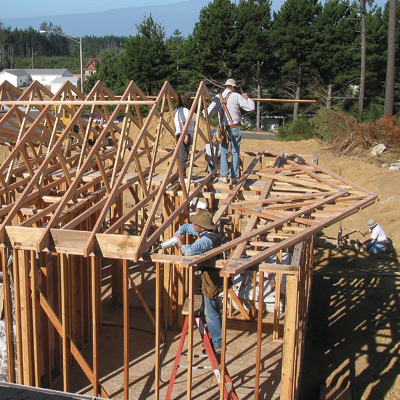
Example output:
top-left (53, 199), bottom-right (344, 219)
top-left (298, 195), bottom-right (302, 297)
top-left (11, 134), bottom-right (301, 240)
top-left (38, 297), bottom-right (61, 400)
top-left (242, 130), bottom-right (277, 140)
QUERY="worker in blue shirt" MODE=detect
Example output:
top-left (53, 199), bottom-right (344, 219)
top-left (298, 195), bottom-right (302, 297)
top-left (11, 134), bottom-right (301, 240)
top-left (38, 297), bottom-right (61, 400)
top-left (174, 210), bottom-right (223, 354)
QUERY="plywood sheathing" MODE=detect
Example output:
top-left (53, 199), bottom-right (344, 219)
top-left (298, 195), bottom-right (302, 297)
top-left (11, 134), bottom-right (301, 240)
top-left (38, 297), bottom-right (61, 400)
top-left (0, 79), bottom-right (377, 400)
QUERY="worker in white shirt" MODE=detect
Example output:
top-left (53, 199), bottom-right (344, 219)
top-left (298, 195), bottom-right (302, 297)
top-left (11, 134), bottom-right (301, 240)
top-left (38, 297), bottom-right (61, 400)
top-left (359, 219), bottom-right (388, 254)
top-left (206, 79), bottom-right (255, 185)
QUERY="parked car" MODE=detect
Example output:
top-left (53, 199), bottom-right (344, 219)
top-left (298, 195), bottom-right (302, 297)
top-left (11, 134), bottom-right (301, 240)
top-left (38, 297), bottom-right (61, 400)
top-left (101, 115), bottom-right (123, 127)
top-left (81, 113), bottom-right (101, 124)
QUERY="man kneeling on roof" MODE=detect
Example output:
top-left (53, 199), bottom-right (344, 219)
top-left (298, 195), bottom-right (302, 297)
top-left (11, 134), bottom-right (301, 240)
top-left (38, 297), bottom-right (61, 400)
top-left (174, 210), bottom-right (223, 354)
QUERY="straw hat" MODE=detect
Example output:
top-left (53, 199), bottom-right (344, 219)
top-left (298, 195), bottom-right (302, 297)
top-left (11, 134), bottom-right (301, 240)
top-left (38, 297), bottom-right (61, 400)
top-left (189, 210), bottom-right (215, 230)
top-left (224, 78), bottom-right (237, 87)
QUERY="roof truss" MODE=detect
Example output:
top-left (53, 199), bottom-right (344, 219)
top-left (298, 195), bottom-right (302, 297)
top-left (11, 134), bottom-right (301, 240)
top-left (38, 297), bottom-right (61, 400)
top-left (0, 80), bottom-right (377, 276)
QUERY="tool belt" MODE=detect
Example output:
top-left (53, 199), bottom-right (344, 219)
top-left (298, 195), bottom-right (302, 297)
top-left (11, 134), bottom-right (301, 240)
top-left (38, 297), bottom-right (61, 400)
top-left (201, 268), bottom-right (223, 300)
top-left (215, 125), bottom-right (228, 144)
top-left (222, 123), bottom-right (241, 130)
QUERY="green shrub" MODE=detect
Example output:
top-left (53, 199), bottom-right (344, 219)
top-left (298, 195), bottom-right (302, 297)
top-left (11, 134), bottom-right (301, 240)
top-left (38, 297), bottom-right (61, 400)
top-left (275, 117), bottom-right (314, 141)
top-left (311, 108), bottom-right (356, 143)
top-left (362, 101), bottom-right (384, 122)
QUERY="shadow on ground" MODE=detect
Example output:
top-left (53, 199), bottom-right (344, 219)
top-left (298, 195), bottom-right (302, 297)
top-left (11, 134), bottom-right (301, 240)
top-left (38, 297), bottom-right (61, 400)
top-left (299, 247), bottom-right (400, 400)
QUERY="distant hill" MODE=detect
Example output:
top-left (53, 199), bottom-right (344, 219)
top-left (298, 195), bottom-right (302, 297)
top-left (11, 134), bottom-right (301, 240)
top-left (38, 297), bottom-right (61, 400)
top-left (1, 0), bottom-right (210, 38)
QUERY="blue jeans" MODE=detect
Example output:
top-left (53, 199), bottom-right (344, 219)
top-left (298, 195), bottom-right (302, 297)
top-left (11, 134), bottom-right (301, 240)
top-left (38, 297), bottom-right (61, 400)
top-left (203, 295), bottom-right (222, 349)
top-left (220, 126), bottom-right (241, 179)
top-left (367, 241), bottom-right (387, 254)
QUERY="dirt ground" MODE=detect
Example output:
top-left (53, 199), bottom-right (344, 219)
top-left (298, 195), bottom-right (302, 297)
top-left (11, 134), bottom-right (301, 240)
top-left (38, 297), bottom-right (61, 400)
top-left (241, 136), bottom-right (400, 400)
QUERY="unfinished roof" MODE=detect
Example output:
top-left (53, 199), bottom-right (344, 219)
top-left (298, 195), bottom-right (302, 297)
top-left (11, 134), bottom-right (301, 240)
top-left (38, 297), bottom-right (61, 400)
top-left (0, 79), bottom-right (377, 275)
top-left (0, 79), bottom-right (378, 400)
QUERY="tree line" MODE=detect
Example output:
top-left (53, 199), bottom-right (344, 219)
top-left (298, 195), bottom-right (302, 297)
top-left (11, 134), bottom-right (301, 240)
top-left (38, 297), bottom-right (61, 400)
top-left (0, 0), bottom-right (398, 125)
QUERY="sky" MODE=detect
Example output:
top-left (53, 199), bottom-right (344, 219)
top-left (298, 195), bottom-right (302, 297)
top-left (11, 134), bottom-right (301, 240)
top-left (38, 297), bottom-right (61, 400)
top-left (2, 0), bottom-right (186, 19)
top-left (1, 0), bottom-right (387, 19)
top-left (0, 0), bottom-right (390, 38)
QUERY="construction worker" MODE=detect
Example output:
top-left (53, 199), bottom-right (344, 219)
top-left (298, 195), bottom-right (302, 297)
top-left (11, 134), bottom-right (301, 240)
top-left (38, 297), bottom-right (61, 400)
top-left (205, 79), bottom-right (255, 185)
top-left (174, 91), bottom-right (194, 181)
top-left (358, 219), bottom-right (388, 254)
top-left (174, 210), bottom-right (223, 353)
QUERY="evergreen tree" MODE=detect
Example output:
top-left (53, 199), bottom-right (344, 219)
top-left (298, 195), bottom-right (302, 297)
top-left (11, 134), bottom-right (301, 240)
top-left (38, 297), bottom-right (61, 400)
top-left (312, 0), bottom-right (359, 92)
top-left (189, 0), bottom-right (237, 82)
top-left (384, 0), bottom-right (396, 115)
top-left (367, 4), bottom-right (389, 99)
top-left (120, 15), bottom-right (172, 95)
top-left (165, 29), bottom-right (187, 89)
top-left (235, 0), bottom-right (273, 129)
top-left (84, 54), bottom-right (125, 95)
top-left (271, 0), bottom-right (322, 119)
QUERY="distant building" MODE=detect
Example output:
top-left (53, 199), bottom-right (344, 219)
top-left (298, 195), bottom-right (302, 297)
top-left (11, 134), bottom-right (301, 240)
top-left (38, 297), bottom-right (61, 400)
top-left (261, 116), bottom-right (288, 132)
top-left (26, 69), bottom-right (73, 86)
top-left (50, 76), bottom-right (79, 95)
top-left (0, 69), bottom-right (31, 87)
top-left (0, 69), bottom-right (73, 88)
top-left (84, 58), bottom-right (101, 76)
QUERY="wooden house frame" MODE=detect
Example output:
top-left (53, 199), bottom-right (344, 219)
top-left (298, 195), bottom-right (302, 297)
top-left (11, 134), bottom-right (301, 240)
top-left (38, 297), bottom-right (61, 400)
top-left (0, 79), bottom-right (377, 399)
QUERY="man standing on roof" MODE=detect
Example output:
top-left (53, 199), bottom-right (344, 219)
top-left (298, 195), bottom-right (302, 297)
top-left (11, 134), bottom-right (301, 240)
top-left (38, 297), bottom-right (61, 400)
top-left (174, 210), bottom-right (223, 354)
top-left (174, 91), bottom-right (194, 181)
top-left (359, 219), bottom-right (388, 254)
top-left (206, 79), bottom-right (255, 185)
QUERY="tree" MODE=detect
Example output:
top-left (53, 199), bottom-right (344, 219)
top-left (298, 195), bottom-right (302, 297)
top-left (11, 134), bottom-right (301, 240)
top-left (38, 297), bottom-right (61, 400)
top-left (357, 0), bottom-right (367, 120)
top-left (84, 54), bottom-right (126, 95)
top-left (120, 15), bottom-right (172, 95)
top-left (384, 0), bottom-right (397, 115)
top-left (365, 5), bottom-right (387, 100)
top-left (312, 1), bottom-right (358, 89)
top-left (235, 0), bottom-right (273, 129)
top-left (165, 29), bottom-right (187, 89)
top-left (271, 0), bottom-right (322, 120)
top-left (189, 0), bottom-right (237, 82)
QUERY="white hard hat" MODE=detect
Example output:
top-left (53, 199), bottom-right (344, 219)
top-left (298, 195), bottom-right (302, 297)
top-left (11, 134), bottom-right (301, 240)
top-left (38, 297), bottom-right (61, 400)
top-left (196, 201), bottom-right (208, 210)
top-left (224, 79), bottom-right (237, 87)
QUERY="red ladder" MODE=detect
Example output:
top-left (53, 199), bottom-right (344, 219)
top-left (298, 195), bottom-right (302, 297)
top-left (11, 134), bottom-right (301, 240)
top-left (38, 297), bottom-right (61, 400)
top-left (165, 299), bottom-right (239, 400)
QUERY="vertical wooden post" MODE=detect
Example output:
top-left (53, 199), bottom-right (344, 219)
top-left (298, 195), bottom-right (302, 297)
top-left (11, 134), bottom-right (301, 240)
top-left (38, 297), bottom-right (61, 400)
top-left (123, 259), bottom-right (130, 400)
top-left (219, 276), bottom-right (229, 400)
top-left (40, 252), bottom-right (51, 387)
top-left (186, 266), bottom-right (194, 400)
top-left (254, 269), bottom-right (264, 399)
top-left (72, 254), bottom-right (84, 349)
top-left (13, 250), bottom-right (23, 384)
top-left (91, 256), bottom-right (100, 397)
top-left (30, 250), bottom-right (41, 387)
top-left (1, 248), bottom-right (15, 383)
top-left (155, 262), bottom-right (162, 400)
top-left (60, 254), bottom-right (70, 392)
top-left (280, 274), bottom-right (298, 399)
top-left (18, 250), bottom-right (33, 386)
top-left (273, 250), bottom-right (283, 341)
